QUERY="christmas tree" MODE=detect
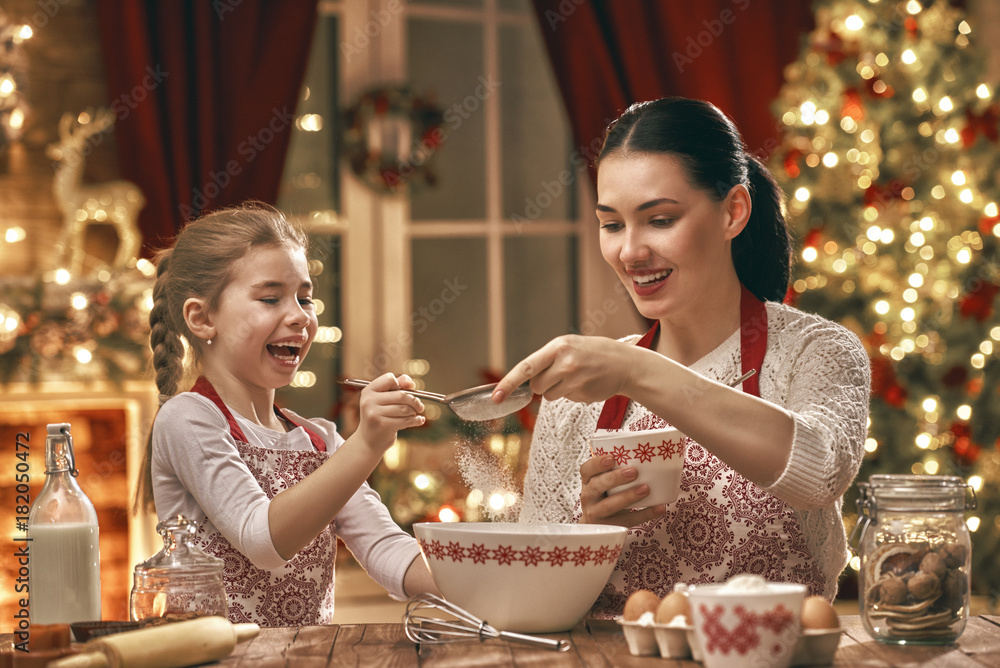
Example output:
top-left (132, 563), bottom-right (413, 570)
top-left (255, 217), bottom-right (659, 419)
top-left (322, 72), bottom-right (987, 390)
top-left (772, 0), bottom-right (999, 605)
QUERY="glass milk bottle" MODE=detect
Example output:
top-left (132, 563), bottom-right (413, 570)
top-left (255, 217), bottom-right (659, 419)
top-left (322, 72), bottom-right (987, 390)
top-left (27, 423), bottom-right (102, 624)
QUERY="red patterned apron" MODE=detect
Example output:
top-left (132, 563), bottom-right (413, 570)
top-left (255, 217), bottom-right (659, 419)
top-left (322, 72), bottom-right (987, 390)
top-left (189, 377), bottom-right (338, 626)
top-left (590, 285), bottom-right (824, 616)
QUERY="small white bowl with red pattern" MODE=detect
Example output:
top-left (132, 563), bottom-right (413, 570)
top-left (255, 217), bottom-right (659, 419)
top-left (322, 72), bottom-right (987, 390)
top-left (589, 427), bottom-right (690, 508)
top-left (687, 576), bottom-right (807, 668)
top-left (413, 522), bottom-right (627, 633)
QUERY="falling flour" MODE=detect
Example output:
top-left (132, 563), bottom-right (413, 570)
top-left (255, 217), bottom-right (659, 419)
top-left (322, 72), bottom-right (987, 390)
top-left (455, 440), bottom-right (521, 522)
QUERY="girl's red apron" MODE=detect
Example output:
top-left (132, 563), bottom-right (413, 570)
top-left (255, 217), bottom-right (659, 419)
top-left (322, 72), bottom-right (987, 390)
top-left (591, 285), bottom-right (824, 616)
top-left (189, 377), bottom-right (337, 626)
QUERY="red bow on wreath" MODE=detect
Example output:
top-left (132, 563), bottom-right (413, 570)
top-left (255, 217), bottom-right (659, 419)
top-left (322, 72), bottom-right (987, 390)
top-left (961, 104), bottom-right (1000, 149)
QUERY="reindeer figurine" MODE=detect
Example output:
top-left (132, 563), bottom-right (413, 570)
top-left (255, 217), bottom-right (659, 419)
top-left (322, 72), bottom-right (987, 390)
top-left (46, 108), bottom-right (146, 275)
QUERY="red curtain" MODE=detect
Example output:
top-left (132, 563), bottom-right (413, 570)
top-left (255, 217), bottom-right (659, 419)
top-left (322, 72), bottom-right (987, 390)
top-left (95, 0), bottom-right (319, 254)
top-left (530, 0), bottom-right (814, 172)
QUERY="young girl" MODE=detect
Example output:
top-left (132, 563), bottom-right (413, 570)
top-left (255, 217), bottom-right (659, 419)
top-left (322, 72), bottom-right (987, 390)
top-left (135, 202), bottom-right (438, 626)
top-left (493, 98), bottom-right (871, 616)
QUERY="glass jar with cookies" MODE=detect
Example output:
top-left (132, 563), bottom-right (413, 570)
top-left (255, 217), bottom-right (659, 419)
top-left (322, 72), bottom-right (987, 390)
top-left (854, 474), bottom-right (975, 644)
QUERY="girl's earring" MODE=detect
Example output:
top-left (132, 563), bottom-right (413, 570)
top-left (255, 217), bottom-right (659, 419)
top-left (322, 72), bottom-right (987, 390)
top-left (206, 338), bottom-right (213, 346)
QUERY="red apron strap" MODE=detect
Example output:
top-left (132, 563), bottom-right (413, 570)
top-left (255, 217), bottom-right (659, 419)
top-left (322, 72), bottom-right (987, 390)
top-left (595, 321), bottom-right (660, 430)
top-left (739, 283), bottom-right (768, 399)
top-left (191, 377), bottom-right (327, 452)
top-left (595, 285), bottom-right (768, 432)
top-left (191, 376), bottom-right (249, 443)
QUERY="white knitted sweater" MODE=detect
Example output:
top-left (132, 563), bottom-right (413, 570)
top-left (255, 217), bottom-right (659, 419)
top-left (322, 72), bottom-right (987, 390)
top-left (519, 301), bottom-right (871, 615)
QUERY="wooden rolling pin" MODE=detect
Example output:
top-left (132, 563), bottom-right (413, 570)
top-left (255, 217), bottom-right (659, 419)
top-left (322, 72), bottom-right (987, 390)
top-left (49, 616), bottom-right (259, 668)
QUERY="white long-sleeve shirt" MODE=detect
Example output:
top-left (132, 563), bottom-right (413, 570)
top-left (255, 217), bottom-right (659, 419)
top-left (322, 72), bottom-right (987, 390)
top-left (519, 301), bottom-right (871, 615)
top-left (152, 393), bottom-right (420, 601)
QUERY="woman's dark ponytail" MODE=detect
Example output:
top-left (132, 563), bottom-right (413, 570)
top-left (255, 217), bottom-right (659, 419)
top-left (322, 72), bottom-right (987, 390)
top-left (736, 155), bottom-right (792, 303)
top-left (598, 98), bottom-right (793, 302)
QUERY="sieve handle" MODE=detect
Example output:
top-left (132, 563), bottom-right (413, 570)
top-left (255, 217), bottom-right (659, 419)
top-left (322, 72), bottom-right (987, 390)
top-left (341, 379), bottom-right (447, 402)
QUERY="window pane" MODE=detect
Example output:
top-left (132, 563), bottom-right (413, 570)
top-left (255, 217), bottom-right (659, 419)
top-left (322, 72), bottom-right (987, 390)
top-left (504, 235), bottom-right (576, 366)
top-left (408, 18), bottom-right (486, 220)
top-left (500, 22), bottom-right (574, 222)
top-left (278, 15), bottom-right (340, 216)
top-left (276, 234), bottom-right (343, 418)
top-left (412, 238), bottom-right (488, 395)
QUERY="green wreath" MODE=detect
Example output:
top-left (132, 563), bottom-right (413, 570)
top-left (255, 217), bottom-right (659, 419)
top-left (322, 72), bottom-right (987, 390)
top-left (343, 85), bottom-right (445, 194)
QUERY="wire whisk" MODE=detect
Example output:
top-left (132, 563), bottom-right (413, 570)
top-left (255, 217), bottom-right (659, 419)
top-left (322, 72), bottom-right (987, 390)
top-left (403, 593), bottom-right (571, 652)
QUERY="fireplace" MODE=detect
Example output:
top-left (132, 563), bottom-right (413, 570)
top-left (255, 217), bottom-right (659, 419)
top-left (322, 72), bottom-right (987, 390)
top-left (1, 381), bottom-right (159, 627)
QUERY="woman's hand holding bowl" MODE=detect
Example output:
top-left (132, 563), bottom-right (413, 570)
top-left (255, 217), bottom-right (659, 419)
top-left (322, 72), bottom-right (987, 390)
top-left (580, 455), bottom-right (667, 527)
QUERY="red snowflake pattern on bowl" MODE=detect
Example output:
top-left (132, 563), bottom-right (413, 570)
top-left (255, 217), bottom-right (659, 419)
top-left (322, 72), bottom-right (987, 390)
top-left (592, 437), bottom-right (688, 465)
top-left (419, 538), bottom-right (621, 567)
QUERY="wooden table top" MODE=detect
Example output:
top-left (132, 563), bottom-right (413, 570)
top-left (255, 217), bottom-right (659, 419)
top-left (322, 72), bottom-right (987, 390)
top-left (209, 615), bottom-right (1000, 667)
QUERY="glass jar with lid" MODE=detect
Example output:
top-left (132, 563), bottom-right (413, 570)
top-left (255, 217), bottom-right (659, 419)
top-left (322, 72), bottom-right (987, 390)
top-left (130, 515), bottom-right (228, 622)
top-left (853, 474), bottom-right (975, 644)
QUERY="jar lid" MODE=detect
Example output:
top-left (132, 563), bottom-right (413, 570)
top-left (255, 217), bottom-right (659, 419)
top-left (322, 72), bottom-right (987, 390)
top-left (133, 515), bottom-right (224, 578)
top-left (860, 474), bottom-right (975, 511)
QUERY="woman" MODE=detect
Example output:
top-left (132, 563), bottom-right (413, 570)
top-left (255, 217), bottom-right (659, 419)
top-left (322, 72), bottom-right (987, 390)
top-left (492, 98), bottom-right (871, 617)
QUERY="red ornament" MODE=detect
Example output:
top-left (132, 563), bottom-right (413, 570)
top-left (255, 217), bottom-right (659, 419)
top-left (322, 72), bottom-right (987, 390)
top-left (803, 228), bottom-right (823, 249)
top-left (941, 365), bottom-right (968, 388)
top-left (979, 214), bottom-right (1000, 237)
top-left (783, 149), bottom-right (802, 179)
top-left (870, 356), bottom-right (907, 408)
top-left (863, 181), bottom-right (906, 209)
top-left (950, 423), bottom-right (981, 466)
top-left (884, 384), bottom-right (907, 408)
top-left (904, 16), bottom-right (919, 39)
top-left (960, 104), bottom-right (999, 149)
top-left (959, 281), bottom-right (1000, 322)
top-left (841, 88), bottom-right (864, 121)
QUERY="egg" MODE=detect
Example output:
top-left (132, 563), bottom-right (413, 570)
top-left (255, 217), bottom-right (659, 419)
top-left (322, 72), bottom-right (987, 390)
top-left (623, 589), bottom-right (661, 621)
top-left (655, 590), bottom-right (690, 624)
top-left (800, 595), bottom-right (840, 630)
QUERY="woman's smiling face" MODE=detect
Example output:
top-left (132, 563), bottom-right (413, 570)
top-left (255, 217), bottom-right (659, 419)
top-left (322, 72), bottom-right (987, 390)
top-left (596, 151), bottom-right (745, 321)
